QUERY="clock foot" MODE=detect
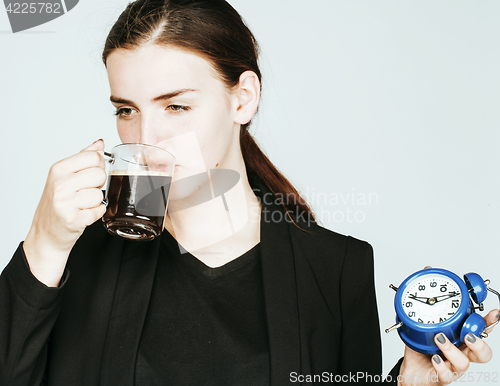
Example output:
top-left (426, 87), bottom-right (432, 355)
top-left (385, 321), bottom-right (403, 333)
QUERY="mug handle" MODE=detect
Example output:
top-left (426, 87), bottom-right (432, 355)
top-left (98, 150), bottom-right (115, 164)
top-left (98, 150), bottom-right (113, 207)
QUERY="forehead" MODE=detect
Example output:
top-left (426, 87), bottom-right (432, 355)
top-left (106, 44), bottom-right (224, 98)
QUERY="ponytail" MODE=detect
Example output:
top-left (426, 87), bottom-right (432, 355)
top-left (240, 128), bottom-right (317, 229)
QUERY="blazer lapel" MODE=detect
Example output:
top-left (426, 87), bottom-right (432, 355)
top-left (100, 236), bottom-right (161, 386)
top-left (251, 175), bottom-right (301, 385)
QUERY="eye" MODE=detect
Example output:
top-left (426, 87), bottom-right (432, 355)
top-left (167, 104), bottom-right (190, 112)
top-left (114, 107), bottom-right (137, 119)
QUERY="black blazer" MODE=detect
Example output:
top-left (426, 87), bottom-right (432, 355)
top-left (0, 172), bottom-right (402, 385)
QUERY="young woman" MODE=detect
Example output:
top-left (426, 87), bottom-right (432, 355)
top-left (0, 0), bottom-right (497, 385)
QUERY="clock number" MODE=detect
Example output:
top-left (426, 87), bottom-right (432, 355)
top-left (418, 285), bottom-right (425, 291)
top-left (439, 317), bottom-right (446, 322)
top-left (408, 311), bottom-right (415, 317)
top-left (427, 320), bottom-right (435, 324)
top-left (418, 318), bottom-right (424, 323)
top-left (430, 282), bottom-right (437, 288)
top-left (440, 284), bottom-right (447, 292)
top-left (452, 300), bottom-right (459, 308)
top-left (405, 301), bottom-right (413, 307)
top-left (448, 312), bottom-right (455, 316)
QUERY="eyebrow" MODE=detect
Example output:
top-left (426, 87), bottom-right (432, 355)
top-left (110, 88), bottom-right (199, 104)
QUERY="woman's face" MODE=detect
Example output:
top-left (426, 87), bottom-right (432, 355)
top-left (106, 44), bottom-right (241, 196)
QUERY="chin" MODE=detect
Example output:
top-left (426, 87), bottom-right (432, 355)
top-left (168, 169), bottom-right (212, 203)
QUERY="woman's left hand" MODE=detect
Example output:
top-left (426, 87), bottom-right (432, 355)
top-left (398, 309), bottom-right (499, 385)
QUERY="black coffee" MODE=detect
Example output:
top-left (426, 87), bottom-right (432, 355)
top-left (103, 172), bottom-right (172, 241)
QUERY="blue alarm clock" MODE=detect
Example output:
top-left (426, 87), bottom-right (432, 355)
top-left (385, 267), bottom-right (500, 355)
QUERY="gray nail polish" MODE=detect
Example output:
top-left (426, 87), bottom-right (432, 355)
top-left (496, 312), bottom-right (500, 320)
top-left (433, 355), bottom-right (441, 364)
top-left (467, 333), bottom-right (476, 343)
top-left (437, 333), bottom-right (446, 344)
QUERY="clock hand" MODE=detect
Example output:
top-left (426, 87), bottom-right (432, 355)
top-left (434, 291), bottom-right (460, 298)
top-left (408, 291), bottom-right (460, 306)
top-left (433, 292), bottom-right (460, 303)
top-left (409, 294), bottom-right (429, 299)
top-left (408, 294), bottom-right (431, 305)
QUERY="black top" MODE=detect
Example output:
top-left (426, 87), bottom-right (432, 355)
top-left (135, 231), bottom-right (269, 386)
top-left (0, 174), bottom-right (403, 385)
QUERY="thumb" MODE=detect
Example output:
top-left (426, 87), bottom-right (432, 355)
top-left (82, 139), bottom-right (105, 152)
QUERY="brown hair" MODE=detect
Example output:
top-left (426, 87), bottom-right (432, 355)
top-left (102, 0), bottom-right (317, 227)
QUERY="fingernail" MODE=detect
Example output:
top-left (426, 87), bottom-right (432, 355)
top-left (496, 312), bottom-right (500, 320)
top-left (433, 355), bottom-right (441, 364)
top-left (93, 139), bottom-right (104, 145)
top-left (466, 333), bottom-right (476, 343)
top-left (437, 333), bottom-right (446, 344)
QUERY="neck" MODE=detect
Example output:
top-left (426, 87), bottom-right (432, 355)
top-left (163, 147), bottom-right (261, 267)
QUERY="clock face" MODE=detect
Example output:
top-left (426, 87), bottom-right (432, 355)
top-left (401, 273), bottom-right (463, 325)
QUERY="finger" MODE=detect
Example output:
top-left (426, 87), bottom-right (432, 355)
top-left (63, 167), bottom-right (107, 193)
top-left (463, 333), bottom-right (492, 363)
top-left (81, 139), bottom-right (105, 152)
top-left (52, 150), bottom-right (105, 176)
top-left (435, 333), bottom-right (469, 374)
top-left (431, 354), bottom-right (457, 384)
top-left (483, 309), bottom-right (500, 333)
top-left (80, 203), bottom-right (107, 227)
top-left (73, 188), bottom-right (105, 210)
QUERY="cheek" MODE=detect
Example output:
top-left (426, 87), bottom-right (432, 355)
top-left (195, 108), bottom-right (235, 168)
top-left (117, 124), bottom-right (137, 143)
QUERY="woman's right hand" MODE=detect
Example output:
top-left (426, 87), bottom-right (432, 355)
top-left (23, 139), bottom-right (108, 287)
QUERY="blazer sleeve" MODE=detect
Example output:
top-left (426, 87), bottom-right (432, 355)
top-left (338, 237), bottom-right (402, 384)
top-left (0, 242), bottom-right (68, 386)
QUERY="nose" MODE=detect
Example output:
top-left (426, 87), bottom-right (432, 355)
top-left (138, 114), bottom-right (163, 146)
top-left (124, 110), bottom-right (178, 157)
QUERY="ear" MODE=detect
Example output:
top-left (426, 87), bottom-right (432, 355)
top-left (233, 71), bottom-right (260, 125)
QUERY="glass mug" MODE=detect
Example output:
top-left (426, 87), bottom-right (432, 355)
top-left (100, 144), bottom-right (175, 241)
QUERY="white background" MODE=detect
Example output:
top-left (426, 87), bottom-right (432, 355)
top-left (1, 0), bottom-right (499, 380)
